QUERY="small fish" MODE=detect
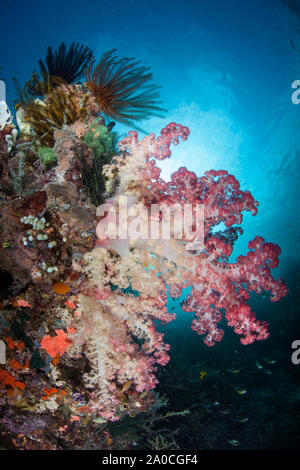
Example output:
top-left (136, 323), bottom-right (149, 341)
top-left (256, 361), bottom-right (263, 369)
top-left (264, 370), bottom-right (273, 375)
top-left (219, 409), bottom-right (230, 415)
top-left (228, 368), bottom-right (241, 374)
top-left (228, 440), bottom-right (240, 447)
top-left (264, 359), bottom-right (276, 365)
top-left (93, 417), bottom-right (107, 424)
top-left (200, 370), bottom-right (207, 380)
top-left (236, 389), bottom-right (247, 395)
top-left (214, 401), bottom-right (220, 406)
top-left (236, 417), bottom-right (249, 423)
top-left (121, 380), bottom-right (132, 393)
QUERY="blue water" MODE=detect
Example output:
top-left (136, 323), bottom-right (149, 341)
top-left (1, 0), bottom-right (299, 279)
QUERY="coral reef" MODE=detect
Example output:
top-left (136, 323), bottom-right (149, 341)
top-left (0, 70), bottom-right (287, 448)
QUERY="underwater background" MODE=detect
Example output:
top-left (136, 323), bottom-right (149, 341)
top-left (0, 0), bottom-right (300, 450)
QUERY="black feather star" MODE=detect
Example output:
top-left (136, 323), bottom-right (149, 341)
top-left (38, 42), bottom-right (94, 84)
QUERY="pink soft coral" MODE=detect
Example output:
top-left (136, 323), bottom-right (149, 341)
top-left (95, 123), bottom-right (288, 346)
top-left (71, 123), bottom-right (287, 419)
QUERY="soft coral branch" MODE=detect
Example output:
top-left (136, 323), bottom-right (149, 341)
top-left (76, 122), bottom-right (288, 417)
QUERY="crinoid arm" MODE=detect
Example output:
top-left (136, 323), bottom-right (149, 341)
top-left (85, 49), bottom-right (167, 131)
top-left (38, 42), bottom-right (94, 84)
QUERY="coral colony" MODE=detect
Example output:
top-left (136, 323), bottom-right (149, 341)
top-left (0, 42), bottom-right (287, 448)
